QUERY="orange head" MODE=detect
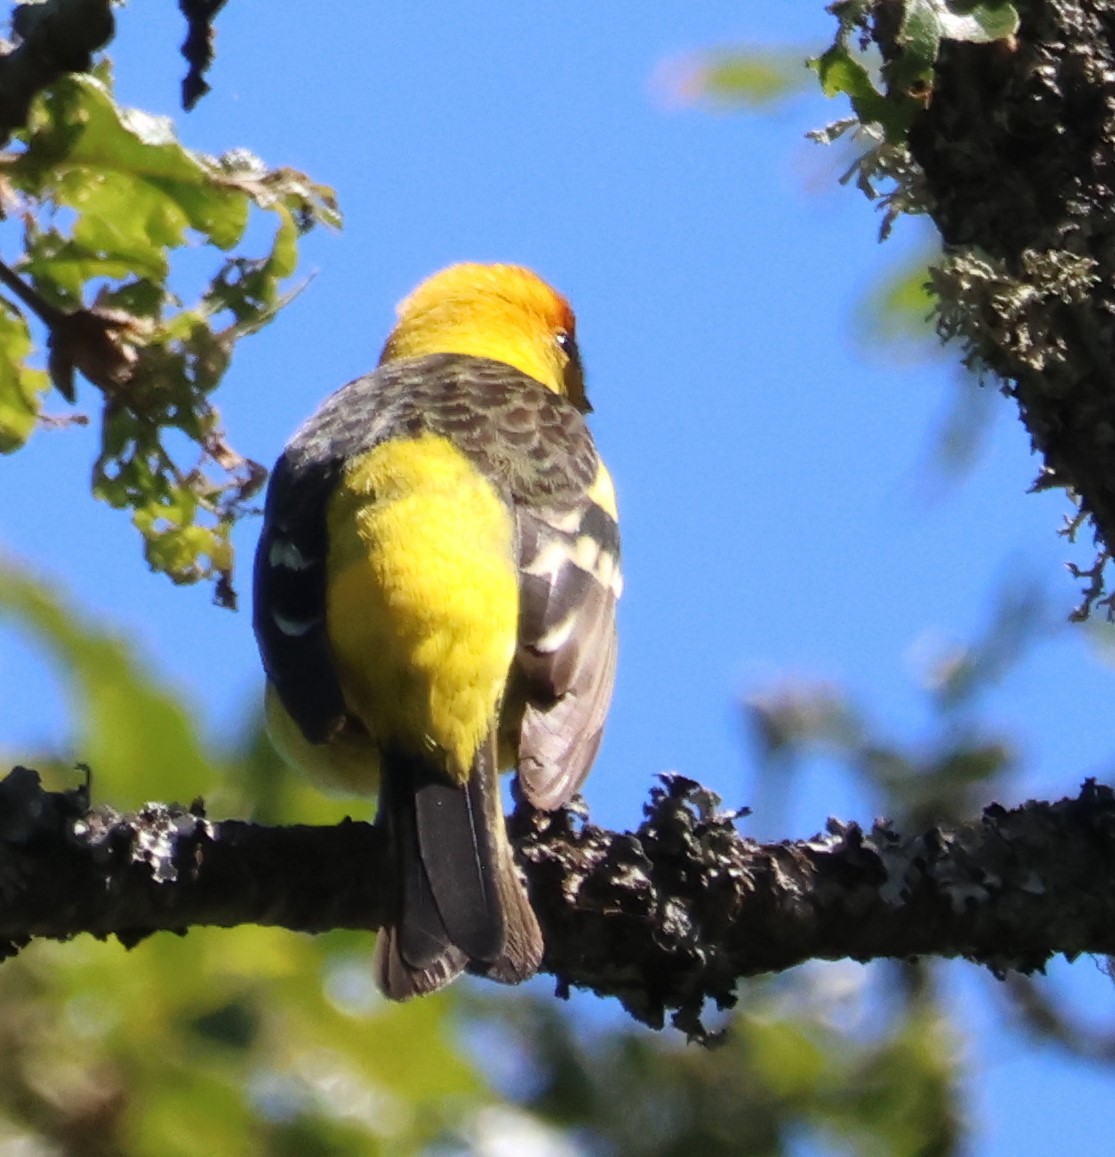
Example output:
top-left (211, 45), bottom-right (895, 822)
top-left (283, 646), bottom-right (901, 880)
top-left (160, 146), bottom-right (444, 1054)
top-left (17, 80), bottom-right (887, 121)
top-left (379, 263), bottom-right (589, 411)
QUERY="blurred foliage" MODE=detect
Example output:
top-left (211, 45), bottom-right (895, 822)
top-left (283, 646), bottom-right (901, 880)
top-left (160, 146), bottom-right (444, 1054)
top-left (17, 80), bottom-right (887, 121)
top-left (467, 982), bottom-right (961, 1157)
top-left (0, 562), bottom-right (216, 806)
top-left (655, 46), bottom-right (814, 110)
top-left (0, 294), bottom-right (51, 452)
top-left (856, 247), bottom-right (938, 356)
top-left (745, 577), bottom-right (1051, 830)
top-left (0, 65), bottom-right (340, 606)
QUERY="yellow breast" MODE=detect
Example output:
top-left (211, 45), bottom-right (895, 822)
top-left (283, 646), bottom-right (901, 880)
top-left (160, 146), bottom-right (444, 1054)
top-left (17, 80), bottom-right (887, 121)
top-left (325, 433), bottom-right (518, 780)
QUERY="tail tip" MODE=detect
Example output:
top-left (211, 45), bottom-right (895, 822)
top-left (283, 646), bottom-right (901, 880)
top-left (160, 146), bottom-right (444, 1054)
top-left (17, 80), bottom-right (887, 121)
top-left (373, 902), bottom-right (544, 1001)
top-left (373, 928), bottom-right (469, 1001)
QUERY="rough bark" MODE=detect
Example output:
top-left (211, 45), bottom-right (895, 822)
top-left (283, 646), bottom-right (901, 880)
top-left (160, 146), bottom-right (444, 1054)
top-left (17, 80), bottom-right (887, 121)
top-left (3, 766), bottom-right (1114, 1037)
top-left (867, 0), bottom-right (1115, 613)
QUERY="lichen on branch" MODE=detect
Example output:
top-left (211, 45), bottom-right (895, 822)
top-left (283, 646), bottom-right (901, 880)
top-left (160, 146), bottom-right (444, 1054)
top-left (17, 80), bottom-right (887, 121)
top-left (816, 0), bottom-right (1115, 616)
top-left (3, 766), bottom-right (1115, 1039)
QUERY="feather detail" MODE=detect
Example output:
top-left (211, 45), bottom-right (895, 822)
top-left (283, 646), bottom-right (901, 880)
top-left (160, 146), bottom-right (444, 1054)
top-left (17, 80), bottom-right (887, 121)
top-left (373, 737), bottom-right (541, 1000)
top-left (510, 465), bottom-right (621, 809)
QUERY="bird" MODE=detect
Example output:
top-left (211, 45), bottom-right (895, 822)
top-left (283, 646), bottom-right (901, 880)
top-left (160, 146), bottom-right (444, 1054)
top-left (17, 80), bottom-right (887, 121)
top-left (253, 263), bottom-right (621, 999)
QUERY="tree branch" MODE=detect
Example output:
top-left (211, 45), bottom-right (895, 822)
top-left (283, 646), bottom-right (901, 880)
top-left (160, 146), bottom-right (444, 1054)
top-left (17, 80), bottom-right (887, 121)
top-left (178, 0), bottom-right (227, 110)
top-left (3, 766), bottom-right (1115, 1037)
top-left (0, 0), bottom-right (114, 145)
top-left (863, 0), bottom-right (1115, 610)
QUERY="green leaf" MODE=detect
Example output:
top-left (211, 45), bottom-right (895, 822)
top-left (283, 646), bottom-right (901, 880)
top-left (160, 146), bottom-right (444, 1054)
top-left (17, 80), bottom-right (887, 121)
top-left (812, 44), bottom-right (901, 136)
top-left (25, 225), bottom-right (144, 303)
top-left (0, 303), bottom-right (50, 451)
top-left (813, 43), bottom-right (878, 103)
top-left (934, 0), bottom-right (1020, 43)
top-left (895, 0), bottom-right (945, 78)
top-left (678, 49), bottom-right (813, 109)
top-left (13, 76), bottom-right (250, 256)
top-left (888, 0), bottom-right (1021, 92)
top-left (203, 207), bottom-right (303, 335)
top-left (815, 1), bottom-right (1019, 145)
top-left (856, 249), bottom-right (939, 353)
top-left (746, 1015), bottom-right (827, 1097)
top-left (1, 71), bottom-right (338, 601)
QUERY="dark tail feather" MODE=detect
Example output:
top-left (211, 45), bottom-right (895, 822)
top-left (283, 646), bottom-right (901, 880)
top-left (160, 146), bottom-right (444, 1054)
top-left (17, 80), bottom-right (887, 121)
top-left (373, 738), bottom-right (543, 1000)
top-left (373, 759), bottom-right (468, 999)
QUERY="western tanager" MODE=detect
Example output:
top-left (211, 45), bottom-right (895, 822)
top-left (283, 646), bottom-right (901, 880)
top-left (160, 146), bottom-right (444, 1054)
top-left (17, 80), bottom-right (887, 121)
top-left (253, 263), bottom-right (621, 998)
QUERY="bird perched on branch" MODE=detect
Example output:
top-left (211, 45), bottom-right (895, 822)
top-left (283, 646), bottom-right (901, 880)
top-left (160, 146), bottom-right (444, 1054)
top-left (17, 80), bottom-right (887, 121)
top-left (253, 263), bottom-right (621, 998)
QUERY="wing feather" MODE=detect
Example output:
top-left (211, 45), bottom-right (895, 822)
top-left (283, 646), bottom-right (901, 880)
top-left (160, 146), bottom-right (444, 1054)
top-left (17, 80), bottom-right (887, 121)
top-left (511, 469), bottom-right (621, 809)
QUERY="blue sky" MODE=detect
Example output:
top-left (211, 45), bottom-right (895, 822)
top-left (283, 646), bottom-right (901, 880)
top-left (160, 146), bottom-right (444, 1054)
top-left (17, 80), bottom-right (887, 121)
top-left (2, 2), bottom-right (1114, 1152)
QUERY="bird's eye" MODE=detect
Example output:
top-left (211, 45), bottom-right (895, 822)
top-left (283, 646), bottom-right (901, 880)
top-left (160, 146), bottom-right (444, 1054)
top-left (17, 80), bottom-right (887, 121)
top-left (555, 330), bottom-right (590, 413)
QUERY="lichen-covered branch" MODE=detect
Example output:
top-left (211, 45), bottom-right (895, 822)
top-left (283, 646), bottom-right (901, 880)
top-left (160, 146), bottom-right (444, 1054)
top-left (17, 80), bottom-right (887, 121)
top-left (3, 767), bottom-right (1115, 1036)
top-left (0, 766), bottom-right (393, 948)
top-left (909, 1), bottom-right (1115, 573)
top-left (846, 0), bottom-right (1115, 614)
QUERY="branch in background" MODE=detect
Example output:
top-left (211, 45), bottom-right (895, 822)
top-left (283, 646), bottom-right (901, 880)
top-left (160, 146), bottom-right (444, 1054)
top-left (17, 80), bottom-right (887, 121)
top-left (911, 0), bottom-right (1115, 599)
top-left (0, 255), bottom-right (137, 402)
top-left (0, 0), bottom-right (228, 125)
top-left (0, 0), bottom-right (114, 144)
top-left (844, 1), bottom-right (1115, 613)
top-left (4, 766), bottom-right (1115, 1039)
top-left (178, 0), bottom-right (228, 110)
top-left (1003, 973), bottom-right (1115, 1063)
